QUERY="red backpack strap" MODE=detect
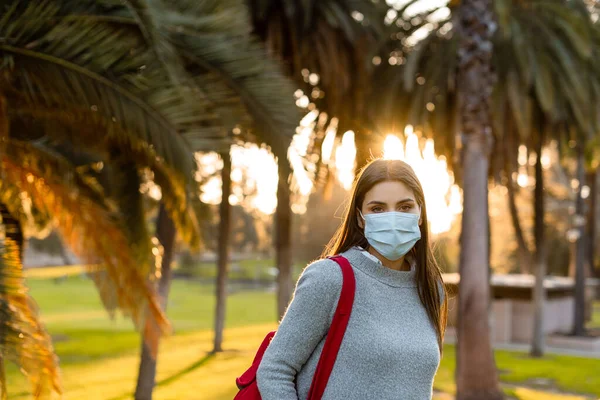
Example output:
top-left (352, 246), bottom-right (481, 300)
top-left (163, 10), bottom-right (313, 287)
top-left (307, 255), bottom-right (356, 400)
top-left (236, 330), bottom-right (276, 388)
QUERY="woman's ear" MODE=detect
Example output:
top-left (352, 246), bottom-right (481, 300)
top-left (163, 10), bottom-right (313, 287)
top-left (357, 209), bottom-right (365, 229)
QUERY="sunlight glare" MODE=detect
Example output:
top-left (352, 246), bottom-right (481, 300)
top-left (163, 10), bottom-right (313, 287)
top-left (335, 131), bottom-right (357, 190)
top-left (231, 168), bottom-right (243, 183)
top-left (296, 95), bottom-right (310, 108)
top-left (198, 145), bottom-right (279, 215)
top-left (198, 108), bottom-right (322, 215)
top-left (518, 145), bottom-right (527, 166)
top-left (321, 125), bottom-right (337, 165)
top-left (382, 132), bottom-right (462, 234)
top-left (200, 176), bottom-right (222, 204)
top-left (383, 135), bottom-right (405, 160)
top-left (148, 184), bottom-right (162, 201)
top-left (233, 146), bottom-right (278, 214)
top-left (517, 173), bottom-right (529, 188)
top-left (541, 146), bottom-right (552, 170)
top-left (288, 148), bottom-right (313, 197)
top-left (228, 194), bottom-right (240, 206)
top-left (386, 0), bottom-right (451, 47)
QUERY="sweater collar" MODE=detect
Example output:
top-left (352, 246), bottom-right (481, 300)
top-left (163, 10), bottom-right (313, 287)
top-left (340, 247), bottom-right (417, 288)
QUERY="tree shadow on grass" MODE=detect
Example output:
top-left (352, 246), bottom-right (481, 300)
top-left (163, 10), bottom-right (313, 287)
top-left (155, 352), bottom-right (216, 388)
top-left (108, 352), bottom-right (216, 400)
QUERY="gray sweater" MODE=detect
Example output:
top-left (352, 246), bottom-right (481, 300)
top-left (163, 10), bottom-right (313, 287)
top-left (256, 247), bottom-right (441, 400)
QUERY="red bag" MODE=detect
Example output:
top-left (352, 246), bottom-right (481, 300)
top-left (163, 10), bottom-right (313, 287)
top-left (234, 255), bottom-right (356, 400)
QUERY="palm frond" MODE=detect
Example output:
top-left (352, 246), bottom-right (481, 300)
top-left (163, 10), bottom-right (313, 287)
top-left (129, 0), bottom-right (299, 154)
top-left (0, 237), bottom-right (61, 399)
top-left (2, 46), bottom-right (195, 180)
top-left (373, 0), bottom-right (599, 177)
top-left (0, 143), bottom-right (170, 347)
top-left (249, 0), bottom-right (387, 134)
top-left (10, 107), bottom-right (200, 245)
top-left (0, 0), bottom-right (208, 182)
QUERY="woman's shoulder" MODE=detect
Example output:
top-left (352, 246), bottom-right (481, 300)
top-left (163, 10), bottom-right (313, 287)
top-left (297, 257), bottom-right (344, 291)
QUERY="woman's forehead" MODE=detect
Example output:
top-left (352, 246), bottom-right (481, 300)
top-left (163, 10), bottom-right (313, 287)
top-left (363, 181), bottom-right (416, 203)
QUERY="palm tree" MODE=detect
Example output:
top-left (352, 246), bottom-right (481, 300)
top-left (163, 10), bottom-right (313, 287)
top-left (502, 112), bottom-right (533, 274)
top-left (495, 0), bottom-right (598, 355)
top-left (453, 1), bottom-right (503, 398)
top-left (573, 10), bottom-right (600, 331)
top-left (134, 203), bottom-right (177, 399)
top-left (249, 0), bottom-right (386, 137)
top-left (248, 0), bottom-right (389, 317)
top-left (274, 153), bottom-right (293, 318)
top-left (1, 1), bottom-right (297, 397)
top-left (117, 1), bottom-right (299, 397)
top-left (587, 167), bottom-right (598, 278)
top-left (0, 139), bottom-right (173, 398)
top-left (531, 113), bottom-right (547, 357)
top-left (368, 1), bottom-right (502, 394)
top-left (213, 149), bottom-right (232, 354)
top-left (574, 142), bottom-right (587, 336)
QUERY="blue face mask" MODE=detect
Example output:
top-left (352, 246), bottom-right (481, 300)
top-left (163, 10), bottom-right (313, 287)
top-left (360, 211), bottom-right (421, 261)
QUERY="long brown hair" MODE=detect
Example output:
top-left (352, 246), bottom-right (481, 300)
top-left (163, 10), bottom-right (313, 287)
top-left (322, 158), bottom-right (448, 353)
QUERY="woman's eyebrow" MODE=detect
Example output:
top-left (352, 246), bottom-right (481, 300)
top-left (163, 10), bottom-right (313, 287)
top-left (366, 200), bottom-right (387, 205)
top-left (366, 199), bottom-right (415, 206)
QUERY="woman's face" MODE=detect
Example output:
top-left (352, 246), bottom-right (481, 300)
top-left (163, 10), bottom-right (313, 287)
top-left (360, 180), bottom-right (421, 224)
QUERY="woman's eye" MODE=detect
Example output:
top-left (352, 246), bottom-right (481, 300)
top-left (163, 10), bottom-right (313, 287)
top-left (399, 205), bottom-right (412, 212)
top-left (371, 207), bottom-right (384, 213)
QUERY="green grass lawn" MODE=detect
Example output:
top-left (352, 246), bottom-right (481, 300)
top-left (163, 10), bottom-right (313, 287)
top-left (6, 274), bottom-right (600, 399)
top-left (176, 258), bottom-right (307, 282)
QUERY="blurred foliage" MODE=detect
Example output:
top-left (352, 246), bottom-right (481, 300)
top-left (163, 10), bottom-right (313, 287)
top-left (0, 239), bottom-right (60, 399)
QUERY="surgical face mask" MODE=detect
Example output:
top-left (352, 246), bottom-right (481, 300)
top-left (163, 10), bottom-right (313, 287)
top-left (359, 211), bottom-right (421, 261)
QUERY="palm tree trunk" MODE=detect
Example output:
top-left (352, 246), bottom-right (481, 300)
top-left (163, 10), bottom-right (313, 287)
top-left (134, 204), bottom-right (176, 400)
top-left (275, 154), bottom-right (293, 320)
top-left (503, 112), bottom-right (532, 274)
top-left (573, 145), bottom-right (587, 336)
top-left (0, 203), bottom-right (24, 261)
top-left (531, 124), bottom-right (547, 357)
top-left (213, 150), bottom-right (232, 353)
top-left (455, 1), bottom-right (503, 399)
top-left (587, 169), bottom-right (598, 278)
top-left (507, 176), bottom-right (532, 272)
top-left (354, 131), bottom-right (372, 176)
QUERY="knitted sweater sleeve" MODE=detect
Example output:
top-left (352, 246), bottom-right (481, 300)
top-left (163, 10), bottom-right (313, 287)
top-left (256, 258), bottom-right (343, 400)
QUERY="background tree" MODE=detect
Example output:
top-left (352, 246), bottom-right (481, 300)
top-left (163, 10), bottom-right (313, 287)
top-left (248, 0), bottom-right (390, 316)
top-left (454, 1), bottom-right (503, 397)
top-left (213, 149), bottom-right (232, 353)
top-left (118, 1), bottom-right (300, 396)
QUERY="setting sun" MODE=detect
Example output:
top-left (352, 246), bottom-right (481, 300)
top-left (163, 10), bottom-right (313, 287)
top-left (198, 123), bottom-right (462, 235)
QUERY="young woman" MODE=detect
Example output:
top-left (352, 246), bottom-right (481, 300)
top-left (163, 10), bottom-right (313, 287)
top-left (257, 158), bottom-right (448, 399)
